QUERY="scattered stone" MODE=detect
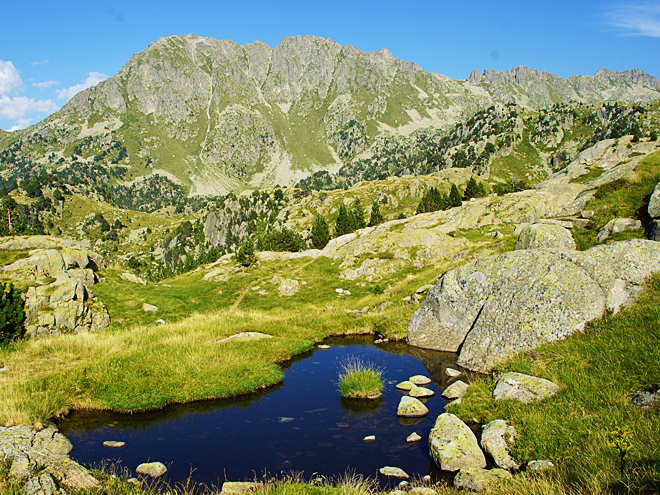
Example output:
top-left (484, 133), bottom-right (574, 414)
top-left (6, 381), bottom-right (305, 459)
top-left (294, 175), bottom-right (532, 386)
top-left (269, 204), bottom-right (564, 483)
top-left (428, 413), bottom-right (486, 472)
top-left (441, 380), bottom-right (469, 400)
top-left (629, 386), bottom-right (660, 408)
top-left (217, 332), bottom-right (273, 343)
top-left (527, 460), bottom-right (555, 472)
top-left (102, 440), bottom-right (126, 448)
top-left (410, 487), bottom-right (435, 495)
top-left (515, 223), bottom-right (576, 250)
top-left (453, 467), bottom-right (512, 492)
top-left (373, 338), bottom-right (389, 344)
top-left (481, 420), bottom-right (520, 470)
top-left (398, 481), bottom-right (409, 489)
top-left (335, 288), bottom-right (344, 293)
top-left (277, 278), bottom-right (300, 296)
top-left (406, 432), bottom-right (422, 443)
top-left (363, 435), bottom-right (376, 442)
top-left (221, 481), bottom-right (260, 494)
top-left (416, 284), bottom-right (433, 294)
top-left (581, 210), bottom-right (595, 219)
top-left (119, 272), bottom-right (147, 285)
top-left (318, 344), bottom-right (331, 349)
top-left (155, 319), bottom-right (166, 325)
top-left (409, 375), bottom-right (432, 386)
top-left (136, 462), bottom-right (167, 478)
top-left (395, 380), bottom-right (414, 391)
top-left (376, 301), bottom-right (393, 312)
top-left (446, 367), bottom-right (461, 377)
top-left (597, 218), bottom-right (642, 242)
top-left (142, 303), bottom-right (158, 312)
top-left (409, 386), bottom-right (435, 399)
top-left (396, 396), bottom-right (429, 418)
top-left (379, 466), bottom-right (410, 479)
top-left (366, 392), bottom-right (383, 400)
top-left (493, 372), bottom-right (560, 403)
top-left (278, 417), bottom-right (294, 423)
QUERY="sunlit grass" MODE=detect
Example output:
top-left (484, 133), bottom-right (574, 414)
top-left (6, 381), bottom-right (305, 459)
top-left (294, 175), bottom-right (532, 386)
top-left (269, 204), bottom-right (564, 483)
top-left (337, 357), bottom-right (383, 399)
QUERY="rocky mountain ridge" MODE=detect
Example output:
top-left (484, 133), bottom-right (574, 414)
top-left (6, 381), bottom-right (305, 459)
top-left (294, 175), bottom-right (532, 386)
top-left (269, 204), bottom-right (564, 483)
top-left (2, 34), bottom-right (660, 197)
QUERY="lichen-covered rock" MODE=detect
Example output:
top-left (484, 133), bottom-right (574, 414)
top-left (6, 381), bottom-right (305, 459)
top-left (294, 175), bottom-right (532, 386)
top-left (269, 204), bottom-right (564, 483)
top-left (277, 278), bottom-right (300, 296)
top-left (597, 218), bottom-right (642, 242)
top-left (396, 396), bottom-right (429, 417)
top-left (453, 467), bottom-right (512, 492)
top-left (395, 380), bottom-right (414, 391)
top-left (21, 473), bottom-right (58, 495)
top-left (142, 303), bottom-right (158, 312)
top-left (428, 413), bottom-right (486, 472)
top-left (221, 482), bottom-right (260, 494)
top-left (493, 372), bottom-right (560, 403)
top-left (409, 375), bottom-right (431, 386)
top-left (648, 182), bottom-right (660, 218)
top-left (515, 223), bottom-right (576, 250)
top-left (408, 240), bottom-right (660, 372)
top-left (409, 385), bottom-right (435, 398)
top-left (379, 466), bottom-right (410, 478)
top-left (136, 462), bottom-right (167, 478)
top-left (441, 380), bottom-right (469, 400)
top-left (481, 420), bottom-right (520, 470)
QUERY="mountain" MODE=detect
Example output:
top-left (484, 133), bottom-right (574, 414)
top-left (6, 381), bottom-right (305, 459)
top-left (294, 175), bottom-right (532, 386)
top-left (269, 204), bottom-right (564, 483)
top-left (2, 34), bottom-right (660, 197)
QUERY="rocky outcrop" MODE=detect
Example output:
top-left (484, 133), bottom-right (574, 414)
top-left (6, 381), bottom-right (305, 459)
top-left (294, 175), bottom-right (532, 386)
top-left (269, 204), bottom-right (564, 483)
top-left (597, 218), bottom-right (642, 242)
top-left (0, 237), bottom-right (111, 337)
top-left (515, 223), bottom-right (575, 250)
top-left (407, 239), bottom-right (660, 372)
top-left (493, 373), bottom-right (560, 403)
top-left (428, 413), bottom-right (486, 472)
top-left (0, 423), bottom-right (99, 490)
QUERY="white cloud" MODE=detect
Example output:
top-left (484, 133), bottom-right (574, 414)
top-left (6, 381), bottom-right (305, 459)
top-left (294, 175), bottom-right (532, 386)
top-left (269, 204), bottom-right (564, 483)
top-left (602, 3), bottom-right (660, 37)
top-left (0, 60), bottom-right (60, 131)
top-left (32, 80), bottom-right (61, 89)
top-left (0, 60), bottom-right (24, 96)
top-left (56, 71), bottom-right (108, 101)
top-left (30, 59), bottom-right (49, 66)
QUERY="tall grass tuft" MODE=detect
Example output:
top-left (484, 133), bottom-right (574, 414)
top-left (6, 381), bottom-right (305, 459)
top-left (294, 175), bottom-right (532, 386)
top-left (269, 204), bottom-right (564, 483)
top-left (337, 357), bottom-right (383, 399)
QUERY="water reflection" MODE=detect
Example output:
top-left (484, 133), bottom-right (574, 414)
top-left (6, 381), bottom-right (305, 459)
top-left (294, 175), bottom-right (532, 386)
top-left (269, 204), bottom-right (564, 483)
top-left (58, 336), bottom-right (473, 488)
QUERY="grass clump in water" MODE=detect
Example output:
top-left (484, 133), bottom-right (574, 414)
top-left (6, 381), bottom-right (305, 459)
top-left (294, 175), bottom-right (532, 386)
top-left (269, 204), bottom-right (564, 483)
top-left (337, 357), bottom-right (383, 399)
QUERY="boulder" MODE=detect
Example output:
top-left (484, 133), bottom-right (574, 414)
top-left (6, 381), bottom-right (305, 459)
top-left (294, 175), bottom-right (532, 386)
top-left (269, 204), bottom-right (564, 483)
top-left (649, 182), bottom-right (660, 218)
top-left (221, 482), bottom-right (261, 494)
top-left (136, 462), bottom-right (167, 478)
top-left (515, 223), bottom-right (576, 250)
top-left (453, 467), bottom-right (512, 492)
top-left (527, 460), bottom-right (555, 472)
top-left (441, 380), bottom-right (469, 400)
top-left (379, 466), bottom-right (410, 479)
top-left (408, 240), bottom-right (660, 372)
top-left (649, 220), bottom-right (660, 241)
top-left (428, 413), bottom-right (486, 472)
top-left (395, 380), bottom-right (414, 391)
top-left (409, 385), bottom-right (435, 398)
top-left (396, 396), bottom-right (429, 417)
top-left (406, 432), bottom-right (422, 443)
top-left (481, 420), bottom-right (520, 470)
top-left (277, 278), bottom-right (300, 296)
top-left (597, 218), bottom-right (642, 242)
top-left (409, 375), bottom-right (431, 386)
top-left (493, 372), bottom-right (560, 403)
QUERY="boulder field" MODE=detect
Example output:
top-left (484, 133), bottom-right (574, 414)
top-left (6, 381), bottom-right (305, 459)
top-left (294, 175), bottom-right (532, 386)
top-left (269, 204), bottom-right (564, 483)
top-left (408, 236), bottom-right (660, 372)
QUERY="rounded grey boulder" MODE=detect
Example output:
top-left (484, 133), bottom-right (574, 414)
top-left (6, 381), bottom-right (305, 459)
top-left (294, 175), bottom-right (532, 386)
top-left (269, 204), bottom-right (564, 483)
top-left (515, 223), bottom-right (576, 250)
top-left (428, 413), bottom-right (486, 472)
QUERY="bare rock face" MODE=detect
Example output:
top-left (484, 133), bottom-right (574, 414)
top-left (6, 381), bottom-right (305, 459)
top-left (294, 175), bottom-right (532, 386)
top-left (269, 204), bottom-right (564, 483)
top-left (0, 423), bottom-right (99, 490)
top-left (0, 236), bottom-right (110, 337)
top-left (408, 239), bottom-right (660, 372)
top-left (515, 223), bottom-right (576, 250)
top-left (428, 413), bottom-right (486, 472)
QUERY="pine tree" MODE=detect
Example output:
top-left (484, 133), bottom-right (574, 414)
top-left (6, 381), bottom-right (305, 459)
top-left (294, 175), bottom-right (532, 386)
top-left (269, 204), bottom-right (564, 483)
top-left (449, 183), bottom-right (463, 207)
top-left (311, 215), bottom-right (331, 249)
top-left (0, 282), bottom-right (25, 345)
top-left (334, 205), bottom-right (353, 237)
top-left (351, 197), bottom-right (366, 230)
top-left (368, 200), bottom-right (384, 226)
top-left (463, 177), bottom-right (480, 200)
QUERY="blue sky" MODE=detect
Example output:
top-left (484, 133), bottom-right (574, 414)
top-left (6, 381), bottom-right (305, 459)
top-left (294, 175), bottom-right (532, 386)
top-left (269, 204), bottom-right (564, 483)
top-left (2, 0), bottom-right (660, 131)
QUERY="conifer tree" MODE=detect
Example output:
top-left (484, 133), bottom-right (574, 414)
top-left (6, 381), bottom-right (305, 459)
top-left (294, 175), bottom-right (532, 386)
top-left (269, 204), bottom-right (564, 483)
top-left (351, 197), bottom-right (366, 229)
top-left (311, 214), bottom-right (331, 249)
top-left (334, 205), bottom-right (353, 237)
top-left (368, 200), bottom-right (384, 226)
top-left (449, 183), bottom-right (463, 207)
top-left (0, 282), bottom-right (25, 345)
top-left (463, 177), bottom-right (480, 200)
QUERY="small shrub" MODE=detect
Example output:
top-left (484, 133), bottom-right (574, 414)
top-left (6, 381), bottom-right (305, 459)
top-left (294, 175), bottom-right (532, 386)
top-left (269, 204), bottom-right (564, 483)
top-left (372, 284), bottom-right (385, 295)
top-left (236, 243), bottom-right (256, 267)
top-left (337, 357), bottom-right (383, 399)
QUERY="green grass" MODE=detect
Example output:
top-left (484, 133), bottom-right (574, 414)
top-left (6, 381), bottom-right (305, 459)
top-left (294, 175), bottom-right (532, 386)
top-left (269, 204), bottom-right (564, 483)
top-left (450, 274), bottom-right (660, 493)
top-left (337, 357), bottom-right (383, 399)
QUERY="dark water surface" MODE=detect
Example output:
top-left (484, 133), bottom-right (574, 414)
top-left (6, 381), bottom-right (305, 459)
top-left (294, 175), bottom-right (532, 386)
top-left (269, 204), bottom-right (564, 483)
top-left (58, 336), bottom-right (469, 488)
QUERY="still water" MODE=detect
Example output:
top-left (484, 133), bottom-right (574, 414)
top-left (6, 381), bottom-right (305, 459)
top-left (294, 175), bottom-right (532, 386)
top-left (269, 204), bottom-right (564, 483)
top-left (58, 336), bottom-right (469, 488)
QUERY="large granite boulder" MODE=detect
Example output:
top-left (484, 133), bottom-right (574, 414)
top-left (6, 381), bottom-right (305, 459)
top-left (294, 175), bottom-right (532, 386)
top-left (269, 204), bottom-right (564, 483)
top-left (428, 413), bottom-right (486, 472)
top-left (515, 223), bottom-right (576, 250)
top-left (408, 240), bottom-right (660, 372)
top-left (480, 420), bottom-right (520, 470)
top-left (493, 372), bottom-right (560, 403)
top-left (649, 183), bottom-right (660, 219)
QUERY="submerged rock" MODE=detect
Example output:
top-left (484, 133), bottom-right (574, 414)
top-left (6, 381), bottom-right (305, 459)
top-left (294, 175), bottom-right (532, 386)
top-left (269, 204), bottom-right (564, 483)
top-left (453, 467), bottom-right (512, 492)
top-left (493, 372), bottom-right (560, 403)
top-left (428, 413), bottom-right (486, 472)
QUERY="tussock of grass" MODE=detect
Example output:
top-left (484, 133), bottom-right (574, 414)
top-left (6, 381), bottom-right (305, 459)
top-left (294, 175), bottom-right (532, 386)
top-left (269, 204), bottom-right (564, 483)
top-left (337, 357), bottom-right (383, 399)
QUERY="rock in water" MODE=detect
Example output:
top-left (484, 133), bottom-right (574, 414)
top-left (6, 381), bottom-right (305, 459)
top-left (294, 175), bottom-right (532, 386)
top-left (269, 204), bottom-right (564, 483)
top-left (493, 372), bottom-right (560, 403)
top-left (409, 375), bottom-right (432, 386)
top-left (515, 223), bottom-right (576, 250)
top-left (407, 240), bottom-right (660, 372)
top-left (428, 413), bottom-right (486, 472)
top-left (396, 396), bottom-right (429, 417)
top-left (453, 467), bottom-right (512, 492)
top-left (395, 380), bottom-right (414, 391)
top-left (406, 432), bottom-right (422, 443)
top-left (136, 462), bottom-right (167, 478)
top-left (409, 385), bottom-right (435, 398)
top-left (481, 420), bottom-right (520, 470)
top-left (379, 466), bottom-right (410, 479)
